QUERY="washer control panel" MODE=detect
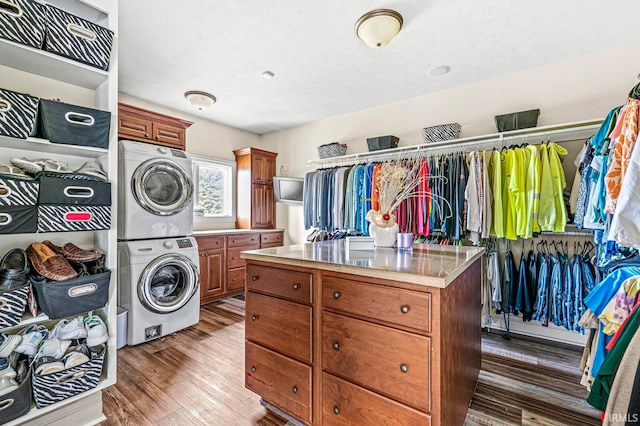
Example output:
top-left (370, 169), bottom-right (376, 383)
top-left (176, 238), bottom-right (193, 249)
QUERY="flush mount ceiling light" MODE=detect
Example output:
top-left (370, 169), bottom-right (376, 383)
top-left (355, 9), bottom-right (403, 48)
top-left (184, 91), bottom-right (216, 110)
top-left (262, 70), bottom-right (275, 79)
top-left (428, 65), bottom-right (452, 76)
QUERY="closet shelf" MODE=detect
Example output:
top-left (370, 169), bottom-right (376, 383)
top-left (307, 119), bottom-right (603, 168)
top-left (0, 135), bottom-right (108, 159)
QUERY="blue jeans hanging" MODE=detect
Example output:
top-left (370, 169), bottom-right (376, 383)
top-left (549, 253), bottom-right (563, 327)
top-left (533, 252), bottom-right (550, 325)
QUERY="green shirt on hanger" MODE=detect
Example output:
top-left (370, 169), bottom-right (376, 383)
top-left (525, 144), bottom-right (542, 237)
top-left (512, 147), bottom-right (527, 238)
top-left (548, 142), bottom-right (568, 232)
top-left (537, 143), bottom-right (556, 232)
top-left (489, 150), bottom-right (505, 238)
top-left (502, 149), bottom-right (517, 240)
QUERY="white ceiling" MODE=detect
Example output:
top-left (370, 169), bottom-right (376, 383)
top-left (118, 1), bottom-right (640, 135)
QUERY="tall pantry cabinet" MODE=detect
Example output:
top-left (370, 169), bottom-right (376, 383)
top-left (0, 0), bottom-right (118, 424)
top-left (234, 148), bottom-right (278, 229)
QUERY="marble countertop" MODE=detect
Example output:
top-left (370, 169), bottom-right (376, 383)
top-left (193, 228), bottom-right (284, 236)
top-left (241, 240), bottom-right (484, 288)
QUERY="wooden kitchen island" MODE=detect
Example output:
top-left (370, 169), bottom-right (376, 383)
top-left (241, 240), bottom-right (484, 426)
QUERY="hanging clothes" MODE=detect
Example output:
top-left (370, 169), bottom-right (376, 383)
top-left (515, 250), bottom-right (533, 320)
top-left (532, 248), bottom-right (550, 325)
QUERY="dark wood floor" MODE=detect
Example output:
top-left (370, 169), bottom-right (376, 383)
top-left (100, 296), bottom-right (600, 426)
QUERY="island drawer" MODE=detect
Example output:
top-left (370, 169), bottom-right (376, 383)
top-left (246, 341), bottom-right (311, 423)
top-left (246, 292), bottom-right (312, 362)
top-left (323, 373), bottom-right (431, 426)
top-left (195, 235), bottom-right (226, 250)
top-left (261, 231), bottom-right (283, 245)
top-left (228, 244), bottom-right (259, 269)
top-left (228, 233), bottom-right (260, 247)
top-left (322, 276), bottom-right (431, 333)
top-left (246, 264), bottom-right (312, 304)
top-left (322, 312), bottom-right (431, 412)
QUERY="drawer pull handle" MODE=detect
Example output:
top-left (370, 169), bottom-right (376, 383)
top-left (333, 342), bottom-right (339, 350)
top-left (292, 283), bottom-right (300, 290)
top-left (251, 315), bottom-right (257, 321)
top-left (401, 305), bottom-right (410, 314)
top-left (251, 366), bottom-right (256, 372)
top-left (400, 364), bottom-right (408, 373)
top-left (232, 256), bottom-right (236, 259)
top-left (232, 239), bottom-right (236, 243)
top-left (333, 406), bottom-right (340, 415)
top-left (292, 386), bottom-right (297, 394)
top-left (252, 275), bottom-right (258, 281)
top-left (333, 291), bottom-right (340, 299)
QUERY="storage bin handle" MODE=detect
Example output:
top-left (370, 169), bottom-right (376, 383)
top-left (0, 297), bottom-right (6, 309)
top-left (65, 112), bottom-right (95, 126)
top-left (64, 211), bottom-right (92, 222)
top-left (0, 213), bottom-right (12, 226)
top-left (0, 98), bottom-right (11, 113)
top-left (0, 185), bottom-right (11, 198)
top-left (63, 186), bottom-right (95, 198)
top-left (68, 283), bottom-right (97, 298)
top-left (0, 0), bottom-right (23, 18)
top-left (56, 370), bottom-right (86, 384)
top-left (0, 398), bottom-right (15, 411)
top-left (66, 23), bottom-right (97, 41)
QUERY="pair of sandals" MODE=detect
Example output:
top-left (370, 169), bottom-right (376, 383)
top-left (1, 158), bottom-right (107, 181)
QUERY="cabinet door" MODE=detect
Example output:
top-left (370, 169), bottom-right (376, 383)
top-left (251, 154), bottom-right (267, 184)
top-left (263, 185), bottom-right (275, 228)
top-left (153, 122), bottom-right (185, 150)
top-left (199, 248), bottom-right (225, 303)
top-left (263, 155), bottom-right (276, 184)
top-left (251, 184), bottom-right (271, 228)
top-left (118, 113), bottom-right (153, 141)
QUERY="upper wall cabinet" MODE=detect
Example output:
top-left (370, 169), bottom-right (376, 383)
top-left (118, 103), bottom-right (193, 150)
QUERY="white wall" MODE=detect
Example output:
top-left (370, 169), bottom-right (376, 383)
top-left (261, 42), bottom-right (640, 244)
top-left (118, 93), bottom-right (261, 230)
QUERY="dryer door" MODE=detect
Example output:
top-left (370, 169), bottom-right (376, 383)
top-left (132, 159), bottom-right (193, 216)
top-left (137, 253), bottom-right (199, 314)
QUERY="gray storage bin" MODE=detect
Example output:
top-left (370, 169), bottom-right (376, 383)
top-left (366, 135), bottom-right (399, 152)
top-left (494, 109), bottom-right (540, 132)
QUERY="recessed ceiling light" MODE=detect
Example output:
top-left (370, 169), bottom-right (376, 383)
top-left (184, 91), bottom-right (216, 110)
top-left (262, 71), bottom-right (275, 79)
top-left (428, 65), bottom-right (451, 76)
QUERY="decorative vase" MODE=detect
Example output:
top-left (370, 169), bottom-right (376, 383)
top-left (368, 223), bottom-right (399, 247)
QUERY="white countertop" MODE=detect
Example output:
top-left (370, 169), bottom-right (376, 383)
top-left (193, 228), bottom-right (283, 236)
top-left (241, 240), bottom-right (484, 288)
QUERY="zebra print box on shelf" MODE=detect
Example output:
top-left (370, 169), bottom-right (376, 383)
top-left (0, 284), bottom-right (29, 328)
top-left (0, 174), bottom-right (38, 206)
top-left (33, 347), bottom-right (105, 408)
top-left (0, 0), bottom-right (45, 49)
top-left (43, 4), bottom-right (114, 71)
top-left (422, 123), bottom-right (461, 143)
top-left (0, 88), bottom-right (39, 139)
top-left (37, 205), bottom-right (111, 232)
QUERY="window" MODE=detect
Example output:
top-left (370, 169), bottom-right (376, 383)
top-left (192, 155), bottom-right (236, 221)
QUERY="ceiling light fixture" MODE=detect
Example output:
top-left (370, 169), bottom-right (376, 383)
top-left (262, 70), bottom-right (275, 79)
top-left (355, 9), bottom-right (403, 48)
top-left (184, 91), bottom-right (216, 110)
top-left (428, 65), bottom-right (452, 76)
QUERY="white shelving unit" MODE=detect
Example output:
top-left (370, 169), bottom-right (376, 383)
top-left (0, 0), bottom-right (118, 424)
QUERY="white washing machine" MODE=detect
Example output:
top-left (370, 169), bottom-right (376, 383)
top-left (118, 140), bottom-right (194, 241)
top-left (118, 237), bottom-right (200, 345)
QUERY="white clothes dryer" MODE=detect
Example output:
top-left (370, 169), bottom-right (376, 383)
top-left (118, 140), bottom-right (194, 241)
top-left (118, 237), bottom-right (200, 345)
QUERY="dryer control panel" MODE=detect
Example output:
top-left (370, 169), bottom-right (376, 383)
top-left (176, 238), bottom-right (193, 248)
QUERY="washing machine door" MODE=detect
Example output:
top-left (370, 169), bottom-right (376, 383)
top-left (132, 158), bottom-right (193, 216)
top-left (137, 253), bottom-right (199, 314)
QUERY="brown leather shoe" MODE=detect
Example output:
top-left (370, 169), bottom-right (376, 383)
top-left (27, 243), bottom-right (78, 281)
top-left (42, 241), bottom-right (102, 263)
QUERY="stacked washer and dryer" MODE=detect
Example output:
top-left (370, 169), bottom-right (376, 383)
top-left (117, 140), bottom-right (200, 345)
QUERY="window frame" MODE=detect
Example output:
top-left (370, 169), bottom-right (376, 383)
top-left (191, 154), bottom-right (237, 223)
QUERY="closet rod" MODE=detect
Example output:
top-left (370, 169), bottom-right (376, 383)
top-left (308, 119), bottom-right (602, 168)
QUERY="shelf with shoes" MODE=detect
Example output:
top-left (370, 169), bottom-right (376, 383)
top-left (0, 0), bottom-right (118, 424)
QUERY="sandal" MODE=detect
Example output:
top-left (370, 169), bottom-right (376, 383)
top-left (10, 157), bottom-right (44, 174)
top-left (74, 161), bottom-right (107, 181)
top-left (0, 164), bottom-right (28, 178)
top-left (42, 159), bottom-right (72, 174)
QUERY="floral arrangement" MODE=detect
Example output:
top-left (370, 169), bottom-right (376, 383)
top-left (366, 160), bottom-right (426, 228)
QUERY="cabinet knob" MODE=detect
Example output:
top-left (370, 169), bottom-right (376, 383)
top-left (251, 315), bottom-right (257, 321)
top-left (292, 386), bottom-right (297, 394)
top-left (232, 256), bottom-right (236, 260)
top-left (333, 291), bottom-right (340, 299)
top-left (232, 277), bottom-right (237, 281)
top-left (251, 238), bottom-right (255, 241)
top-left (145, 133), bottom-right (149, 137)
top-left (333, 342), bottom-right (339, 350)
top-left (292, 283), bottom-right (300, 290)
top-left (400, 364), bottom-right (408, 373)
top-left (333, 406), bottom-right (340, 415)
top-left (252, 276), bottom-right (258, 281)
top-left (401, 305), bottom-right (410, 314)
top-left (251, 366), bottom-right (256, 372)
top-left (232, 239), bottom-right (236, 243)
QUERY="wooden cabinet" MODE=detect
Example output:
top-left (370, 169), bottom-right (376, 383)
top-left (195, 231), bottom-right (284, 304)
top-left (118, 103), bottom-right (193, 150)
top-left (234, 147), bottom-right (278, 229)
top-left (244, 258), bottom-right (482, 426)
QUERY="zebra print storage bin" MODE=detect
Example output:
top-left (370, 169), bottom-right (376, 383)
top-left (0, 174), bottom-right (38, 234)
top-left (37, 205), bottom-right (111, 232)
top-left (33, 346), bottom-right (105, 408)
top-left (0, 284), bottom-right (29, 328)
top-left (0, 88), bottom-right (39, 139)
top-left (43, 5), bottom-right (114, 71)
top-left (0, 0), bottom-right (45, 49)
top-left (422, 123), bottom-right (461, 143)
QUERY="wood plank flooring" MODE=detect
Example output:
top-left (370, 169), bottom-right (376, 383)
top-left (100, 296), bottom-right (600, 426)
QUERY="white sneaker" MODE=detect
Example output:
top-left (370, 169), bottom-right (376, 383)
top-left (0, 358), bottom-right (16, 379)
top-left (63, 345), bottom-right (90, 369)
top-left (51, 316), bottom-right (88, 340)
top-left (36, 337), bottom-right (71, 360)
top-left (34, 357), bottom-right (65, 376)
top-left (0, 334), bottom-right (21, 358)
top-left (14, 325), bottom-right (48, 356)
top-left (84, 314), bottom-right (109, 347)
top-left (0, 377), bottom-right (18, 396)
